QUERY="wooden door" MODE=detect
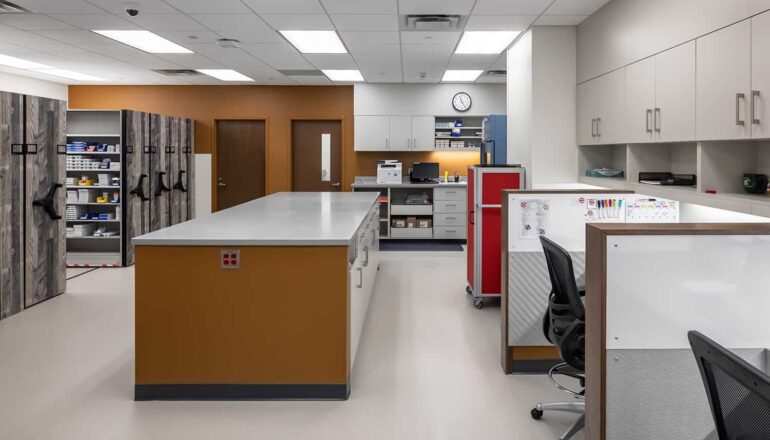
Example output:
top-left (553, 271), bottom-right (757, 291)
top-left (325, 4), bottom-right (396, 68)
top-left (0, 92), bottom-right (24, 319)
top-left (24, 95), bottom-right (66, 308)
top-left (123, 110), bottom-right (151, 266)
top-left (655, 41), bottom-right (696, 142)
top-left (624, 56), bottom-right (655, 143)
top-left (291, 120), bottom-right (342, 192)
top-left (696, 20), bottom-right (751, 141)
top-left (752, 11), bottom-right (770, 139)
top-left (216, 120), bottom-right (265, 210)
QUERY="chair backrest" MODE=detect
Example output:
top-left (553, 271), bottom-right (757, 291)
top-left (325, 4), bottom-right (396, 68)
top-left (688, 331), bottom-right (770, 439)
top-left (539, 236), bottom-right (586, 371)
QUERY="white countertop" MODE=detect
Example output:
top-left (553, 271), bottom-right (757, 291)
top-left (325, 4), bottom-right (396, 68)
top-left (133, 192), bottom-right (378, 246)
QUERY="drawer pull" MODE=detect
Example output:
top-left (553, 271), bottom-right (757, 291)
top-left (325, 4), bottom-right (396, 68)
top-left (446, 230), bottom-right (456, 233)
top-left (357, 267), bottom-right (363, 288)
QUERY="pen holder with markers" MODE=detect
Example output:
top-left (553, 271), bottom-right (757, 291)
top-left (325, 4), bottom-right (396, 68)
top-left (585, 198), bottom-right (625, 222)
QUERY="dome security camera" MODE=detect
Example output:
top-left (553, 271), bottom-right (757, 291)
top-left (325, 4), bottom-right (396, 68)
top-left (124, 2), bottom-right (140, 17)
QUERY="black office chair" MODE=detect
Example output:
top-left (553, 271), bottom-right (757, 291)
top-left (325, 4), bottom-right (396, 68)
top-left (530, 236), bottom-right (585, 440)
top-left (688, 331), bottom-right (770, 440)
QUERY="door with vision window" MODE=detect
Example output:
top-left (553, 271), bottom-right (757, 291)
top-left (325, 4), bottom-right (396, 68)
top-left (292, 120), bottom-right (342, 191)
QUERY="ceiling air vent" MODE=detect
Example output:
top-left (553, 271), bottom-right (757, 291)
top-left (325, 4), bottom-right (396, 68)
top-left (401, 15), bottom-right (466, 31)
top-left (152, 69), bottom-right (202, 77)
top-left (0, 0), bottom-right (33, 13)
top-left (277, 70), bottom-right (324, 77)
top-left (484, 70), bottom-right (507, 78)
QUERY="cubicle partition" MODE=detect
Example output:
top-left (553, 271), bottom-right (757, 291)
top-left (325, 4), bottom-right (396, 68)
top-left (585, 223), bottom-right (770, 440)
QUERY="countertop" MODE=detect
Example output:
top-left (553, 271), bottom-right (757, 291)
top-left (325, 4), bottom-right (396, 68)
top-left (351, 176), bottom-right (468, 189)
top-left (133, 192), bottom-right (378, 246)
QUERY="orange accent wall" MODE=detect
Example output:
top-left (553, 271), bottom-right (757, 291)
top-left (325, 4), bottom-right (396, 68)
top-left (68, 85), bottom-right (479, 208)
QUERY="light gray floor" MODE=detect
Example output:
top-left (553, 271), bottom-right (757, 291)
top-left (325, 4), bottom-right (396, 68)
top-left (0, 251), bottom-right (583, 440)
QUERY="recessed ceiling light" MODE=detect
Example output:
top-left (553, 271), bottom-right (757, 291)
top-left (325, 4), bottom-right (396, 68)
top-left (280, 31), bottom-right (347, 54)
top-left (34, 69), bottom-right (105, 81)
top-left (322, 69), bottom-right (364, 82)
top-left (92, 30), bottom-right (193, 54)
top-left (455, 31), bottom-right (519, 54)
top-left (196, 69), bottom-right (254, 82)
top-left (441, 70), bottom-right (483, 82)
top-left (0, 53), bottom-right (52, 70)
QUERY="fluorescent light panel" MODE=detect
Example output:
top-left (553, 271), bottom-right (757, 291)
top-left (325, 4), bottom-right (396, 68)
top-left (196, 69), bottom-right (254, 82)
top-left (93, 30), bottom-right (193, 54)
top-left (280, 31), bottom-right (347, 54)
top-left (455, 31), bottom-right (519, 54)
top-left (0, 53), bottom-right (52, 69)
top-left (35, 69), bottom-right (105, 81)
top-left (441, 70), bottom-right (483, 82)
top-left (322, 69), bottom-right (363, 82)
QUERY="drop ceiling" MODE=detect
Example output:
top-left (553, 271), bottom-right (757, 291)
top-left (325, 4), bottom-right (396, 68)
top-left (0, 0), bottom-right (610, 85)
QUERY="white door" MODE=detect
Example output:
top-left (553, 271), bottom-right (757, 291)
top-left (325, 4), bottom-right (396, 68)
top-left (388, 116), bottom-right (412, 151)
top-left (752, 11), bottom-right (770, 139)
top-left (354, 115), bottom-right (390, 151)
top-left (577, 81), bottom-right (596, 145)
top-left (696, 20), bottom-right (751, 141)
top-left (411, 116), bottom-right (435, 151)
top-left (655, 41), bottom-right (696, 142)
top-left (595, 68), bottom-right (625, 144)
top-left (624, 56), bottom-right (655, 144)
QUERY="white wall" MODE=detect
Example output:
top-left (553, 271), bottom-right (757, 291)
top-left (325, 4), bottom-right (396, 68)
top-left (0, 71), bottom-right (68, 101)
top-left (577, 0), bottom-right (770, 82)
top-left (507, 26), bottom-right (577, 187)
top-left (354, 83), bottom-right (506, 116)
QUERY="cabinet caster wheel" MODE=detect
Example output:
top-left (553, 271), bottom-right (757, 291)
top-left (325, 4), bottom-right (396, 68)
top-left (531, 408), bottom-right (543, 420)
top-left (466, 285), bottom-right (472, 296)
top-left (473, 299), bottom-right (483, 309)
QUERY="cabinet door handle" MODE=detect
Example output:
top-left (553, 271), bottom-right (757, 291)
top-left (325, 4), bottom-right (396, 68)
top-left (646, 109), bottom-right (652, 133)
top-left (736, 93), bottom-right (746, 126)
top-left (654, 108), bottom-right (661, 133)
top-left (596, 118), bottom-right (601, 137)
top-left (357, 267), bottom-right (363, 288)
top-left (363, 246), bottom-right (369, 267)
top-left (386, 138), bottom-right (389, 149)
top-left (591, 119), bottom-right (596, 137)
top-left (752, 90), bottom-right (761, 125)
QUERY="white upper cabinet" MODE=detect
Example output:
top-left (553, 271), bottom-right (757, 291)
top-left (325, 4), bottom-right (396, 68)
top-left (577, 81), bottom-right (595, 146)
top-left (354, 116), bottom-right (390, 151)
top-left (624, 57), bottom-right (656, 143)
top-left (577, 69), bottom-right (624, 145)
top-left (696, 20), bottom-right (752, 141)
top-left (752, 11), bottom-right (770, 139)
top-left (411, 116), bottom-right (435, 151)
top-left (388, 116), bottom-right (412, 151)
top-left (655, 41), bottom-right (696, 142)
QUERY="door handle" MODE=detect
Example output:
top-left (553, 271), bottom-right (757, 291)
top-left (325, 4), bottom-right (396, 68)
top-left (130, 174), bottom-right (149, 201)
top-left (33, 183), bottom-right (63, 220)
top-left (646, 109), bottom-right (652, 133)
top-left (332, 182), bottom-right (341, 187)
top-left (217, 177), bottom-right (227, 188)
top-left (357, 267), bottom-right (363, 288)
top-left (173, 170), bottom-right (187, 193)
top-left (154, 172), bottom-right (170, 197)
top-left (654, 108), bottom-right (661, 133)
top-left (752, 90), bottom-right (761, 125)
top-left (737, 93), bottom-right (746, 126)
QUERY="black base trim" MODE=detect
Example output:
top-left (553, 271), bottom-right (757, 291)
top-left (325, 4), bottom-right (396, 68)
top-left (135, 382), bottom-right (350, 401)
top-left (511, 359), bottom-right (563, 374)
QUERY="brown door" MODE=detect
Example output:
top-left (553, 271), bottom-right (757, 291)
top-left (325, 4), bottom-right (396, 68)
top-left (216, 120), bottom-right (266, 210)
top-left (292, 120), bottom-right (342, 191)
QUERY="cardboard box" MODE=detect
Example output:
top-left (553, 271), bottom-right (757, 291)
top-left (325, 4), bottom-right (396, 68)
top-left (392, 218), bottom-right (406, 228)
top-left (406, 216), bottom-right (417, 228)
top-left (418, 218), bottom-right (432, 228)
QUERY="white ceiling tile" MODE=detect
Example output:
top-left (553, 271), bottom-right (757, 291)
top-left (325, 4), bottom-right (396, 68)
top-left (546, 0), bottom-right (611, 16)
top-left (472, 0), bottom-right (551, 15)
top-left (303, 53), bottom-right (357, 69)
top-left (339, 31), bottom-right (399, 45)
top-left (243, 0), bottom-right (325, 14)
top-left (400, 31), bottom-right (460, 45)
top-left (242, 43), bottom-right (315, 69)
top-left (465, 14), bottom-right (536, 31)
top-left (126, 14), bottom-right (206, 31)
top-left (330, 14), bottom-right (398, 31)
top-left (164, 0), bottom-right (252, 13)
top-left (260, 14), bottom-right (334, 30)
top-left (8, 40), bottom-right (87, 56)
top-left (49, 14), bottom-right (138, 30)
top-left (292, 76), bottom-right (332, 85)
top-left (353, 53), bottom-right (401, 66)
top-left (190, 14), bottom-right (268, 32)
top-left (0, 14), bottom-right (77, 31)
top-left (155, 30), bottom-right (224, 45)
top-left (398, 0), bottom-right (475, 15)
top-left (476, 75), bottom-right (505, 83)
top-left (152, 53), bottom-right (223, 69)
top-left (215, 26), bottom-right (284, 44)
top-left (34, 30), bottom-right (112, 45)
top-left (346, 43), bottom-right (400, 56)
top-left (84, 0), bottom-right (179, 14)
top-left (77, 43), bottom-right (183, 69)
top-left (321, 0), bottom-right (397, 15)
top-left (13, 0), bottom-right (103, 13)
top-left (491, 56), bottom-right (506, 70)
top-left (401, 43), bottom-right (455, 58)
top-left (361, 71), bottom-right (402, 83)
top-left (447, 54), bottom-right (499, 69)
top-left (535, 15), bottom-right (589, 25)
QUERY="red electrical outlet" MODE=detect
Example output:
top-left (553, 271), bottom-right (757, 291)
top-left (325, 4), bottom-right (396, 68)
top-left (220, 249), bottom-right (240, 269)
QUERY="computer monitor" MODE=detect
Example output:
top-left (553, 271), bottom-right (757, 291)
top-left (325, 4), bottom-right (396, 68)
top-left (411, 162), bottom-right (439, 182)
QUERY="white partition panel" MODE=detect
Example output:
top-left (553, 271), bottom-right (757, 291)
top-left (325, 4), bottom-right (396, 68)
top-left (606, 235), bottom-right (770, 349)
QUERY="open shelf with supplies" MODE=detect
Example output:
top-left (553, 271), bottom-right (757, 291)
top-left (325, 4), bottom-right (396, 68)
top-left (434, 116), bottom-right (485, 150)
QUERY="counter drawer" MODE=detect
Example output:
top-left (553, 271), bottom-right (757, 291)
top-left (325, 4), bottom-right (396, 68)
top-left (434, 226), bottom-right (467, 239)
top-left (434, 187), bottom-right (467, 201)
top-left (434, 213), bottom-right (467, 226)
top-left (390, 227), bottom-right (433, 239)
top-left (391, 204), bottom-right (433, 215)
top-left (434, 200), bottom-right (466, 213)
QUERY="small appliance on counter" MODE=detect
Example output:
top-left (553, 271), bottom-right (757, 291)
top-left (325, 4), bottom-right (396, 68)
top-left (377, 160), bottom-right (402, 184)
top-left (409, 162), bottom-right (440, 183)
top-left (639, 172), bottom-right (696, 186)
top-left (743, 173), bottom-right (769, 194)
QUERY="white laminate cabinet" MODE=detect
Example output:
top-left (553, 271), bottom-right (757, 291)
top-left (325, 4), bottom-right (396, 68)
top-left (578, 68), bottom-right (624, 145)
top-left (752, 11), bottom-right (770, 139)
top-left (354, 115), bottom-right (390, 151)
top-left (624, 56), bottom-right (656, 143)
top-left (655, 41), bottom-right (696, 142)
top-left (388, 116), bottom-right (412, 151)
top-left (577, 81), bottom-right (596, 146)
top-left (696, 20), bottom-right (752, 141)
top-left (411, 116), bottom-right (435, 151)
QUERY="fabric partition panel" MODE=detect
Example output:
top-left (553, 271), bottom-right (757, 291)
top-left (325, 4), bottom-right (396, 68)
top-left (0, 92), bottom-right (24, 319)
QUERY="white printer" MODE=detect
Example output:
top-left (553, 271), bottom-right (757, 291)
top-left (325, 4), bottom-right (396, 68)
top-left (377, 160), bottom-right (402, 184)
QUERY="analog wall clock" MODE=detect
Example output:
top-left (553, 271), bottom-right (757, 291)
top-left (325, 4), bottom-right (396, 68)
top-left (452, 92), bottom-right (472, 112)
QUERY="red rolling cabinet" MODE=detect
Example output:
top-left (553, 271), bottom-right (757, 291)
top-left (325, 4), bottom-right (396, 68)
top-left (466, 165), bottom-right (525, 308)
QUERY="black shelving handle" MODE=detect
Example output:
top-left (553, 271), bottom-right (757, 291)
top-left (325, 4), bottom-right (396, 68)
top-left (130, 174), bottom-right (150, 201)
top-left (33, 183), bottom-right (63, 220)
top-left (173, 170), bottom-right (187, 193)
top-left (154, 171), bottom-right (171, 197)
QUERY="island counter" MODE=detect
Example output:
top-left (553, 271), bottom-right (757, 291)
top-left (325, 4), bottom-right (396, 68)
top-left (133, 192), bottom-right (380, 400)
